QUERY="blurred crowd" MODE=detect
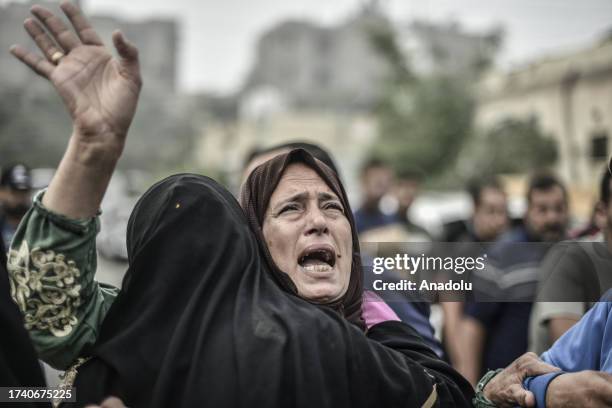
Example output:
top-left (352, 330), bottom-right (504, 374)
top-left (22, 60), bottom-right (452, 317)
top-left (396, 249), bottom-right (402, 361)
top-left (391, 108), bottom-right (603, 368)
top-left (239, 142), bottom-right (612, 389)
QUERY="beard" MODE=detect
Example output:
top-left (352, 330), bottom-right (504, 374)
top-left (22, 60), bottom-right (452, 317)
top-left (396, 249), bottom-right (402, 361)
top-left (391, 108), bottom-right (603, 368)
top-left (538, 223), bottom-right (566, 242)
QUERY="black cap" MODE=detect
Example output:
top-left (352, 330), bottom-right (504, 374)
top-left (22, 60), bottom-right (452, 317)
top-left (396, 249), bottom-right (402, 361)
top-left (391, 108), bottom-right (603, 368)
top-left (0, 164), bottom-right (32, 191)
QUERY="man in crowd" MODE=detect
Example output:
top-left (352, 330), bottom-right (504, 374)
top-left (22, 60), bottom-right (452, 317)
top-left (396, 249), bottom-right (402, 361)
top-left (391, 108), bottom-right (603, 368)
top-left (353, 158), bottom-right (395, 234)
top-left (461, 173), bottom-right (569, 385)
top-left (529, 167), bottom-right (612, 354)
top-left (463, 177), bottom-right (510, 242)
top-left (0, 163), bottom-right (33, 254)
top-left (442, 177), bottom-right (509, 372)
top-left (392, 168), bottom-right (430, 241)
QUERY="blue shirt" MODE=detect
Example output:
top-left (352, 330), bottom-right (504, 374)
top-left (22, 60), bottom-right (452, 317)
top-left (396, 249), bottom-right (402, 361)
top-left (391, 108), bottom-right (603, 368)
top-left (523, 289), bottom-right (612, 407)
top-left (353, 207), bottom-right (396, 234)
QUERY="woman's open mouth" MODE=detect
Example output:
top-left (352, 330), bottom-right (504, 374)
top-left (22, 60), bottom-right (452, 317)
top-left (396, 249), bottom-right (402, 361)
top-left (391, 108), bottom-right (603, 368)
top-left (297, 244), bottom-right (336, 273)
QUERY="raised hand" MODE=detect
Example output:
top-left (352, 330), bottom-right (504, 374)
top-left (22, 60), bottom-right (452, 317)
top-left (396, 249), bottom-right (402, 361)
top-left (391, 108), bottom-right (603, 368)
top-left (10, 1), bottom-right (141, 156)
top-left (8, 1), bottom-right (143, 218)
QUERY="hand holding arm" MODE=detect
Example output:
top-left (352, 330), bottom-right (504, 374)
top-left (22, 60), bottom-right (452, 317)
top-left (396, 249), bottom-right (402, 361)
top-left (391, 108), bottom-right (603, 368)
top-left (482, 352), bottom-right (560, 408)
top-left (10, 1), bottom-right (142, 218)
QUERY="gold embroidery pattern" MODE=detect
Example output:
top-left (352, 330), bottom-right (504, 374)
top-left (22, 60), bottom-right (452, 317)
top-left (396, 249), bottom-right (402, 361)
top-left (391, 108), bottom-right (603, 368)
top-left (53, 356), bottom-right (91, 408)
top-left (7, 241), bottom-right (82, 337)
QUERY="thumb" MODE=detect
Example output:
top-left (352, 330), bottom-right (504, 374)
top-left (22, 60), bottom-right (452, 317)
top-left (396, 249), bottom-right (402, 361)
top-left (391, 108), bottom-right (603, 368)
top-left (112, 30), bottom-right (139, 66)
top-left (523, 390), bottom-right (536, 408)
top-left (508, 384), bottom-right (534, 407)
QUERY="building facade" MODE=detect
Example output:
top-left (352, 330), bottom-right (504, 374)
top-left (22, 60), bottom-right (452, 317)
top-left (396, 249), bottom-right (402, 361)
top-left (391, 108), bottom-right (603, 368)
top-left (476, 38), bottom-right (612, 189)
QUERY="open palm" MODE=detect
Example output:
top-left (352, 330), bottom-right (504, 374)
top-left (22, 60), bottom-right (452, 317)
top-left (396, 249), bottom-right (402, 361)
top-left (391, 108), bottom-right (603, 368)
top-left (10, 1), bottom-right (141, 145)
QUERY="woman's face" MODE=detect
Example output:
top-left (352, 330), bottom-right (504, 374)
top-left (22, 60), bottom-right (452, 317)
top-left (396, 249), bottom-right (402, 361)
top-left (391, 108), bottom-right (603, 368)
top-left (263, 163), bottom-right (353, 303)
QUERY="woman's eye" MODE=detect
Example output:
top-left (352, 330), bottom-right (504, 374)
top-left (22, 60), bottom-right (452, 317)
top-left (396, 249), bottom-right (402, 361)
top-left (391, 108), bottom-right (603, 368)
top-left (280, 204), bottom-right (300, 214)
top-left (324, 203), bottom-right (344, 213)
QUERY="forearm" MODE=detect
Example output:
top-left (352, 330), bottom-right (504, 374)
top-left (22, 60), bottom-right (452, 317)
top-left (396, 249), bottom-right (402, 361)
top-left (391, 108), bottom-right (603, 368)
top-left (7, 193), bottom-right (119, 369)
top-left (441, 302), bottom-right (463, 367)
top-left (546, 371), bottom-right (612, 407)
top-left (43, 132), bottom-right (123, 218)
top-left (547, 316), bottom-right (579, 345)
top-left (460, 317), bottom-right (485, 386)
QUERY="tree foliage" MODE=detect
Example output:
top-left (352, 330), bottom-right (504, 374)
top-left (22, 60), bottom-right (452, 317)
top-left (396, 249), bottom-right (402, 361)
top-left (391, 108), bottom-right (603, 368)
top-left (368, 24), bottom-right (477, 177)
top-left (373, 75), bottom-right (475, 176)
top-left (462, 117), bottom-right (558, 176)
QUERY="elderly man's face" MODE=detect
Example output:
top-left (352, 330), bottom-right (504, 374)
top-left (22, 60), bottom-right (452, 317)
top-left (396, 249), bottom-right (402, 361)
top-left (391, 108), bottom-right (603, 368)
top-left (263, 163), bottom-right (353, 303)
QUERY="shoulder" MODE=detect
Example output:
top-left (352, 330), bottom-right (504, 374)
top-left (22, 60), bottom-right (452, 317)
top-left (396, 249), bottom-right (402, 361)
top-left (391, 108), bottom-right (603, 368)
top-left (601, 289), bottom-right (612, 302)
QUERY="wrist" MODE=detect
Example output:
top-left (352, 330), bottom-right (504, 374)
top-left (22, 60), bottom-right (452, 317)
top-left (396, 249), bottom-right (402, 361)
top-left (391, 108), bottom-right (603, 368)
top-left (545, 372), bottom-right (567, 407)
top-left (473, 369), bottom-right (502, 408)
top-left (68, 130), bottom-right (124, 167)
top-left (42, 134), bottom-right (121, 219)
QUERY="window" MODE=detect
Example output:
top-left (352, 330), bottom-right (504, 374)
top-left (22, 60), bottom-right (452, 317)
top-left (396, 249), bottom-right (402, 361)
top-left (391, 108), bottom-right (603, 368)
top-left (591, 131), bottom-right (609, 160)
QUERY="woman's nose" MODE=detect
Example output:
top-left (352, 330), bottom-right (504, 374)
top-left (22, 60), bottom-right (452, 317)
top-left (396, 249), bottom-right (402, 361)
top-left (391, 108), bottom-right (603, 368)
top-left (305, 208), bottom-right (329, 235)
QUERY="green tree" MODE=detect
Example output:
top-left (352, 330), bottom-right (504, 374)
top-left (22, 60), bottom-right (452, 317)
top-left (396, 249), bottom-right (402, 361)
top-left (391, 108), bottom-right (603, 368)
top-left (368, 24), bottom-right (478, 177)
top-left (464, 117), bottom-right (558, 176)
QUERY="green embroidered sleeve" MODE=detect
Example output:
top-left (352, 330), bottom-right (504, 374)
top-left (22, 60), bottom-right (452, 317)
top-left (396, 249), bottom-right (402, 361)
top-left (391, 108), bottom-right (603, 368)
top-left (6, 190), bottom-right (119, 370)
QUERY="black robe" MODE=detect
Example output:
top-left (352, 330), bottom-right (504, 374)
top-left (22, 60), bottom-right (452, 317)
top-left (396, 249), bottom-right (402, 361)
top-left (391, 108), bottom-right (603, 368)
top-left (67, 174), bottom-right (473, 407)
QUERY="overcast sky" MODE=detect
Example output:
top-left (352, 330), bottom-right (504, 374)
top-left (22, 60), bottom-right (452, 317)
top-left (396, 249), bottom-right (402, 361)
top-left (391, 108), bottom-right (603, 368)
top-left (23, 0), bottom-right (612, 93)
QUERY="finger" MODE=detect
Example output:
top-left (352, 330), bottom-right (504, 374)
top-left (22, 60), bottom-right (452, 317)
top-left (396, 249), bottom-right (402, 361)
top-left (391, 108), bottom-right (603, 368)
top-left (112, 30), bottom-right (138, 64)
top-left (60, 1), bottom-right (104, 46)
top-left (523, 391), bottom-right (536, 408)
top-left (10, 44), bottom-right (54, 78)
top-left (523, 360), bottom-right (561, 377)
top-left (507, 384), bottom-right (531, 407)
top-left (31, 5), bottom-right (80, 51)
top-left (23, 18), bottom-right (64, 62)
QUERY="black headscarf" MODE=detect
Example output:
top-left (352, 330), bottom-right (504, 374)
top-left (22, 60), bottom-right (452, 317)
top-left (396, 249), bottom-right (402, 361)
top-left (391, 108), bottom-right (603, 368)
top-left (240, 149), bottom-right (363, 328)
top-left (67, 173), bottom-right (473, 407)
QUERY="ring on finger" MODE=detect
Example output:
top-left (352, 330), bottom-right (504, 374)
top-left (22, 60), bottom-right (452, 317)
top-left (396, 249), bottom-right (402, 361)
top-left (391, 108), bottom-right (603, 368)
top-left (50, 51), bottom-right (65, 64)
